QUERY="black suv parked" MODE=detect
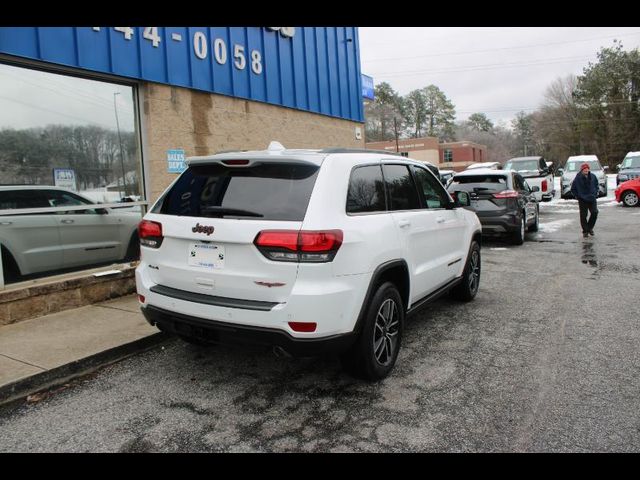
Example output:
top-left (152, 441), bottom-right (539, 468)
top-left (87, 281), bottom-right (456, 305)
top-left (447, 168), bottom-right (540, 245)
top-left (617, 152), bottom-right (640, 186)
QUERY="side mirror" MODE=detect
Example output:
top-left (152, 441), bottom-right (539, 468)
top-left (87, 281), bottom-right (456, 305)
top-left (603, 166), bottom-right (609, 172)
top-left (531, 186), bottom-right (540, 192)
top-left (557, 168), bottom-right (564, 175)
top-left (454, 191), bottom-right (471, 207)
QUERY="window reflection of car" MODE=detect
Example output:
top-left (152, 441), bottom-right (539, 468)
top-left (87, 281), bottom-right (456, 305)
top-left (0, 186), bottom-right (140, 283)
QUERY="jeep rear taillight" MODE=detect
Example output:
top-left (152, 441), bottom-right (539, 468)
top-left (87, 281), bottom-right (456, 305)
top-left (254, 230), bottom-right (343, 263)
top-left (138, 220), bottom-right (164, 248)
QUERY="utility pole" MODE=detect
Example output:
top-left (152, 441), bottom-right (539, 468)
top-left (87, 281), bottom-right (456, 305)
top-left (113, 92), bottom-right (128, 198)
top-left (394, 117), bottom-right (400, 152)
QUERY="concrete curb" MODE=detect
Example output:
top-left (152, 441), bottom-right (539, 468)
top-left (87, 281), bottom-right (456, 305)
top-left (0, 332), bottom-right (172, 407)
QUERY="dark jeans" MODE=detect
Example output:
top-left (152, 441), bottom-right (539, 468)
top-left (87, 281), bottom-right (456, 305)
top-left (578, 200), bottom-right (598, 233)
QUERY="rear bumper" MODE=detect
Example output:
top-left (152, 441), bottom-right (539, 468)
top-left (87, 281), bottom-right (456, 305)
top-left (476, 213), bottom-right (520, 234)
top-left (135, 262), bottom-right (370, 350)
top-left (141, 305), bottom-right (356, 356)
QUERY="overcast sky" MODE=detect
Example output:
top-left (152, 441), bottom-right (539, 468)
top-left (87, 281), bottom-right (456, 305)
top-left (2, 27), bottom-right (639, 133)
top-left (358, 27), bottom-right (640, 127)
top-left (0, 63), bottom-right (136, 132)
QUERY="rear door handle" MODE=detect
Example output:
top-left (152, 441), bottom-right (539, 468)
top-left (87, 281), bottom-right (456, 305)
top-left (398, 220), bottom-right (411, 228)
top-left (436, 217), bottom-right (445, 224)
top-left (61, 219), bottom-right (75, 224)
top-left (0, 221), bottom-right (12, 226)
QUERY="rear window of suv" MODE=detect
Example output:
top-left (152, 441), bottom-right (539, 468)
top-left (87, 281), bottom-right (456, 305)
top-left (154, 163), bottom-right (319, 221)
top-left (447, 175), bottom-right (508, 193)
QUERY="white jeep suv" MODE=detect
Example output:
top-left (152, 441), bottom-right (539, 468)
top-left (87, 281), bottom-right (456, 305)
top-left (136, 142), bottom-right (482, 380)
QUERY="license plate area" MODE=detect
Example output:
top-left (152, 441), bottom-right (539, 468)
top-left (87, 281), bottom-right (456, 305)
top-left (188, 243), bottom-right (225, 270)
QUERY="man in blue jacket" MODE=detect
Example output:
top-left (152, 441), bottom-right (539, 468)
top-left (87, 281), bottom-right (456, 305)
top-left (571, 162), bottom-right (599, 238)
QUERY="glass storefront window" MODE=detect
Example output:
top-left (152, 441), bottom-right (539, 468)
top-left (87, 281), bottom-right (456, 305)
top-left (0, 62), bottom-right (145, 286)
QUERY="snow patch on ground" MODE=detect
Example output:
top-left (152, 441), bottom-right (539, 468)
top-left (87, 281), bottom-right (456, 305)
top-left (538, 218), bottom-right (574, 233)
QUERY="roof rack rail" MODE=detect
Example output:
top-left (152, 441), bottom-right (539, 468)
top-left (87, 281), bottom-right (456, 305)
top-left (319, 148), bottom-right (404, 156)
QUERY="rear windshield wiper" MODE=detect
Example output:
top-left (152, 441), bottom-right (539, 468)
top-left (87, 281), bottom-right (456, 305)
top-left (200, 206), bottom-right (264, 218)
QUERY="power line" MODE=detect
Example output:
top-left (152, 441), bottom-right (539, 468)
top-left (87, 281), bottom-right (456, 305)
top-left (0, 69), bottom-right (135, 119)
top-left (361, 30), bottom-right (640, 63)
top-left (0, 95), bottom-right (117, 130)
top-left (371, 55), bottom-right (594, 79)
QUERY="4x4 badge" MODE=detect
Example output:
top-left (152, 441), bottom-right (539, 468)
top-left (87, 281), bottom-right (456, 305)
top-left (192, 223), bottom-right (214, 235)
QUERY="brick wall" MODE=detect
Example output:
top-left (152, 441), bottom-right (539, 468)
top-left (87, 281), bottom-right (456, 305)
top-left (0, 267), bottom-right (136, 325)
top-left (142, 83), bottom-right (365, 203)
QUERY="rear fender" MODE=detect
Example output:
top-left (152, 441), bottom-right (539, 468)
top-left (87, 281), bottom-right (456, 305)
top-left (351, 260), bottom-right (409, 336)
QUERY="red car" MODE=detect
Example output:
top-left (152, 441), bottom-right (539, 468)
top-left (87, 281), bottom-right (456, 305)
top-left (615, 178), bottom-right (640, 207)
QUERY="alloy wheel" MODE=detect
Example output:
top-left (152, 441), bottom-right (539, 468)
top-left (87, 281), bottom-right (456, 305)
top-left (373, 298), bottom-right (400, 366)
top-left (623, 191), bottom-right (639, 207)
top-left (468, 249), bottom-right (480, 294)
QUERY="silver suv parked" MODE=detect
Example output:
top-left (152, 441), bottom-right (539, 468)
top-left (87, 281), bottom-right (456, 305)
top-left (136, 143), bottom-right (483, 380)
top-left (560, 155), bottom-right (608, 199)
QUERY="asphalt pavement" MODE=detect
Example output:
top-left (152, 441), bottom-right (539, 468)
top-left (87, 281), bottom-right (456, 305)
top-left (0, 183), bottom-right (638, 452)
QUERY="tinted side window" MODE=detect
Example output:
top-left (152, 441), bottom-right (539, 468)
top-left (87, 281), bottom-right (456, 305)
top-left (156, 163), bottom-right (319, 221)
top-left (346, 165), bottom-right (386, 213)
top-left (0, 190), bottom-right (49, 210)
top-left (382, 164), bottom-right (420, 211)
top-left (411, 166), bottom-right (449, 209)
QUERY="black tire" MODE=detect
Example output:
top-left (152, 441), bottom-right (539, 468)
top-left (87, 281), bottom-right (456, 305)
top-left (621, 190), bottom-right (639, 207)
top-left (340, 282), bottom-right (404, 381)
top-left (450, 240), bottom-right (481, 301)
top-left (1, 246), bottom-right (21, 283)
top-left (527, 206), bottom-right (539, 232)
top-left (123, 232), bottom-right (140, 262)
top-left (511, 213), bottom-right (525, 245)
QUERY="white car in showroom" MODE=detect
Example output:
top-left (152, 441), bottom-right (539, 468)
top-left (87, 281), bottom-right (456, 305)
top-left (0, 186), bottom-right (140, 282)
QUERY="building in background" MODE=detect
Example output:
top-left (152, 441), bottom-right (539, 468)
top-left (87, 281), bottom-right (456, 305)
top-left (439, 141), bottom-right (488, 171)
top-left (365, 137), bottom-right (487, 171)
top-left (0, 26), bottom-right (365, 288)
top-left (365, 137), bottom-right (440, 165)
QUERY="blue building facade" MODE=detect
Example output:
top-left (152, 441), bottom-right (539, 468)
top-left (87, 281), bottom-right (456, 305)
top-left (0, 27), bottom-right (364, 122)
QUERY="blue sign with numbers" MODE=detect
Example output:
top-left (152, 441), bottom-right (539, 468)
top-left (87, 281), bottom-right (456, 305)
top-left (0, 27), bottom-right (364, 122)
